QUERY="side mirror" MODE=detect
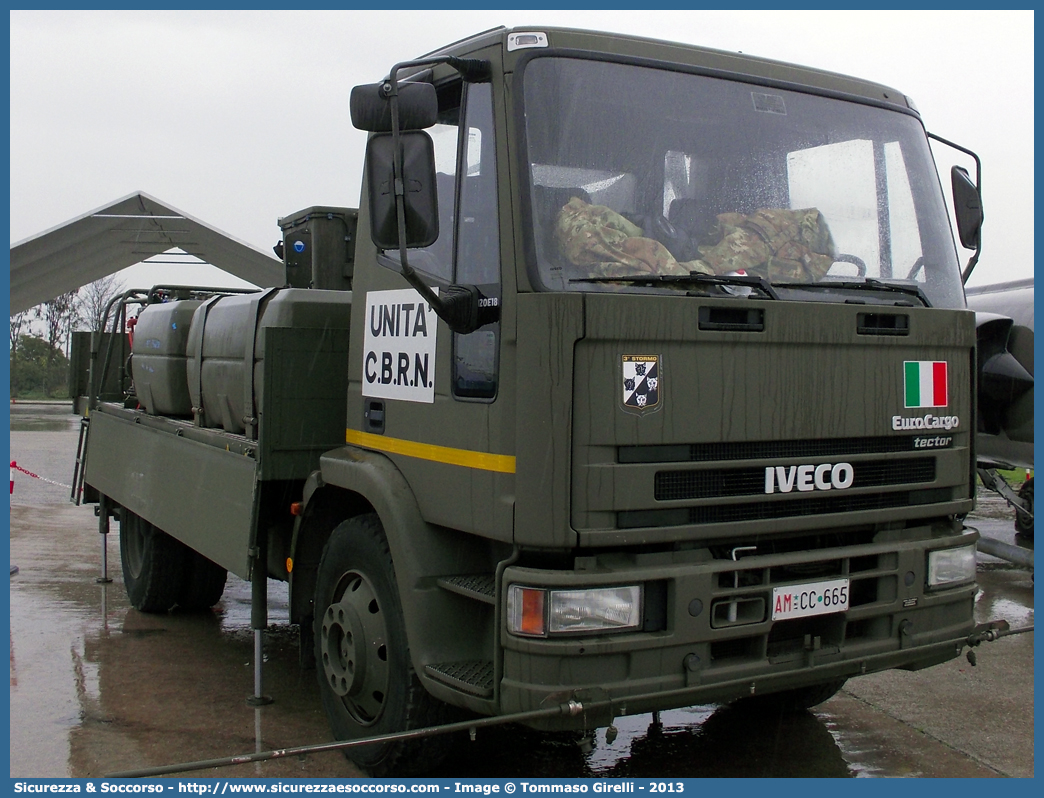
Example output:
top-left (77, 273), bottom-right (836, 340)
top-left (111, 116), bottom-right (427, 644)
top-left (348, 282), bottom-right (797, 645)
top-left (365, 131), bottom-right (439, 250)
top-left (351, 60), bottom-right (500, 335)
top-left (350, 82), bottom-right (438, 132)
top-left (951, 166), bottom-right (983, 249)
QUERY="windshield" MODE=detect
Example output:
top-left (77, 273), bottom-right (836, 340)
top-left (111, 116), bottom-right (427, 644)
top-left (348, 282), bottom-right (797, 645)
top-left (522, 57), bottom-right (965, 308)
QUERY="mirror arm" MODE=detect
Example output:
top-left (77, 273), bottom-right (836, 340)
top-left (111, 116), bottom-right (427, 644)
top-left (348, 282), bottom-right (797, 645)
top-left (928, 132), bottom-right (983, 284)
top-left (960, 250), bottom-right (982, 286)
top-left (927, 132), bottom-right (981, 189)
top-left (383, 76), bottom-right (443, 313)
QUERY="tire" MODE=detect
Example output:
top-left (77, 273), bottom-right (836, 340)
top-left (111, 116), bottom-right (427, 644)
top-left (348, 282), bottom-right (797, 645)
top-left (177, 549), bottom-right (228, 610)
top-left (1015, 478), bottom-right (1033, 538)
top-left (313, 513), bottom-right (454, 776)
top-left (119, 510), bottom-right (187, 613)
top-left (733, 679), bottom-right (847, 713)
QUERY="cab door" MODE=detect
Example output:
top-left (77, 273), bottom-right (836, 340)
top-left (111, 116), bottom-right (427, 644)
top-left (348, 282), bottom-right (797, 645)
top-left (347, 75), bottom-right (514, 542)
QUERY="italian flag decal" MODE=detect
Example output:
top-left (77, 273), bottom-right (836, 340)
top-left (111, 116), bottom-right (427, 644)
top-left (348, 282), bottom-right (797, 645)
top-left (904, 361), bottom-right (948, 408)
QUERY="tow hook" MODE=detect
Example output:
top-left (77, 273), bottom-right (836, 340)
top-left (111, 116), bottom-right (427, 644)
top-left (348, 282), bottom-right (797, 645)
top-left (963, 619), bottom-right (1034, 666)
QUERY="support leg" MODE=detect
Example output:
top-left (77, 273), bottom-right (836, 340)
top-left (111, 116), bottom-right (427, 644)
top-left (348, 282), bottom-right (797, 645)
top-left (247, 544), bottom-right (273, 706)
top-left (96, 496), bottom-right (112, 584)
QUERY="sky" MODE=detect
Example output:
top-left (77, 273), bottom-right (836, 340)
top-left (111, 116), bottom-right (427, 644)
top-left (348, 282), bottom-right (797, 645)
top-left (8, 9), bottom-right (1035, 291)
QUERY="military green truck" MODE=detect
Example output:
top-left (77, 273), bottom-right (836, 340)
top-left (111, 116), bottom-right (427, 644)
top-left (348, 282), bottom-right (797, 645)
top-left (79, 27), bottom-right (997, 775)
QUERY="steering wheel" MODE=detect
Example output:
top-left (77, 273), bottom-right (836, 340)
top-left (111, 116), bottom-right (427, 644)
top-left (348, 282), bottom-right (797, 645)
top-left (832, 254), bottom-right (867, 277)
top-left (649, 214), bottom-right (698, 262)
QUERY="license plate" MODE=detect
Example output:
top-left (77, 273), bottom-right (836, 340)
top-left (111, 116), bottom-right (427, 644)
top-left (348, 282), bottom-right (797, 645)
top-left (771, 578), bottom-right (849, 621)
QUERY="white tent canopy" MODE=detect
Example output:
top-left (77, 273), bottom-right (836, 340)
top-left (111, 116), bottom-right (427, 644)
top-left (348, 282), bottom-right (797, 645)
top-left (10, 191), bottom-right (284, 313)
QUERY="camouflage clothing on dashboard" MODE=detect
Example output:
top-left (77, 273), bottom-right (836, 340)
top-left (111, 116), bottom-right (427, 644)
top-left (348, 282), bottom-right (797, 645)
top-left (554, 197), bottom-right (703, 277)
top-left (698, 208), bottom-right (836, 281)
top-left (555, 198), bottom-right (835, 282)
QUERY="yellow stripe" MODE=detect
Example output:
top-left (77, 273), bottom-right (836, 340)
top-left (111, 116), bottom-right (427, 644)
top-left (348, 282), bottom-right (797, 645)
top-left (345, 429), bottom-right (516, 474)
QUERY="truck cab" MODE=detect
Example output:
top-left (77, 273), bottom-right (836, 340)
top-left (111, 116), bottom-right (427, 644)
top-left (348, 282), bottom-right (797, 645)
top-left (82, 27), bottom-right (986, 777)
top-left (305, 26), bottom-right (979, 771)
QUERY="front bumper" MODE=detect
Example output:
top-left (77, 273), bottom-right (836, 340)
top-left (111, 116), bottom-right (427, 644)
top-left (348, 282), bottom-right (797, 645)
top-left (499, 527), bottom-right (978, 720)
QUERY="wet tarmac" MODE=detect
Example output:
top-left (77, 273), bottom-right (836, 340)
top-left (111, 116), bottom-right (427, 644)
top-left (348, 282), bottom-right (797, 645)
top-left (8, 402), bottom-right (1035, 778)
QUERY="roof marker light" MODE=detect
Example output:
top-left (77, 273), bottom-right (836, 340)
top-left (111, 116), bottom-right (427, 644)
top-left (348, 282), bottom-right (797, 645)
top-left (507, 32), bottom-right (548, 52)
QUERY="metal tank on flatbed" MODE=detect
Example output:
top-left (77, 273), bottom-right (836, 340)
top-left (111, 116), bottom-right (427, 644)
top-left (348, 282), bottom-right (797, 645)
top-left (184, 289), bottom-right (353, 435)
top-left (130, 299), bottom-right (202, 417)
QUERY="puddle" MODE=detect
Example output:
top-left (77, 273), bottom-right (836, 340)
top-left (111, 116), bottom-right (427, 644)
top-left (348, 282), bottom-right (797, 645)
top-left (10, 418), bottom-right (79, 432)
top-left (430, 702), bottom-right (853, 778)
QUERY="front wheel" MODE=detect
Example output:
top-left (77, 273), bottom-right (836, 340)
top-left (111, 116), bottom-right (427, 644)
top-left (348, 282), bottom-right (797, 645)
top-left (313, 513), bottom-right (454, 776)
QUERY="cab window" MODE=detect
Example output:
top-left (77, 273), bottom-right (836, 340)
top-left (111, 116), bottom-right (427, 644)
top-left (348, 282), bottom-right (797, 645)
top-left (453, 82), bottom-right (500, 400)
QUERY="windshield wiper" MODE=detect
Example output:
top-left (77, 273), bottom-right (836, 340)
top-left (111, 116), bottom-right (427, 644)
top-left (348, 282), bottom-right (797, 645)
top-left (570, 271), bottom-right (780, 300)
top-left (773, 278), bottom-right (932, 308)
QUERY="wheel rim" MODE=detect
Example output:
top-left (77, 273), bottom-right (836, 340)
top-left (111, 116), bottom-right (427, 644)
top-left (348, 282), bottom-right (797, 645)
top-left (320, 571), bottom-right (390, 726)
top-left (123, 516), bottom-right (147, 580)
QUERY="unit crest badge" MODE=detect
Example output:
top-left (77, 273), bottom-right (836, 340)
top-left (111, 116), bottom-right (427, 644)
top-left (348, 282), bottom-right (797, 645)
top-left (622, 355), bottom-right (661, 411)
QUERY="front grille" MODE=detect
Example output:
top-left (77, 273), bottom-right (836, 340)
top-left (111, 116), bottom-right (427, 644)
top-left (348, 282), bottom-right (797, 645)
top-left (617, 487), bottom-right (952, 528)
top-left (655, 458), bottom-right (936, 501)
top-left (694, 491), bottom-right (910, 524)
top-left (620, 435), bottom-right (926, 465)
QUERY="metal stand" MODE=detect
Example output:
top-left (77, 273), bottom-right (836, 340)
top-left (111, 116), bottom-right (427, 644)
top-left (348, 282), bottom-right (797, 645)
top-left (11, 461), bottom-right (19, 576)
top-left (247, 545), bottom-right (273, 706)
top-left (96, 497), bottom-right (113, 583)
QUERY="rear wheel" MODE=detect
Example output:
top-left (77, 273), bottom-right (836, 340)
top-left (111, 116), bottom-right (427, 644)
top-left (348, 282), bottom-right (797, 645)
top-left (119, 510), bottom-right (187, 613)
top-left (313, 513), bottom-right (454, 776)
top-left (733, 679), bottom-right (847, 713)
top-left (1015, 478), bottom-right (1033, 538)
top-left (177, 549), bottom-right (228, 610)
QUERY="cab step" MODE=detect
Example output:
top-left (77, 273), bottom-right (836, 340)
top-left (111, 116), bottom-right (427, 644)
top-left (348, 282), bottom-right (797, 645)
top-left (436, 574), bottom-right (495, 604)
top-left (424, 660), bottom-right (495, 698)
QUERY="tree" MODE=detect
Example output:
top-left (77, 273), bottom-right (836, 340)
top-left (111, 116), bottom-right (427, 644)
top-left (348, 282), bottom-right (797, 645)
top-left (33, 290), bottom-right (79, 365)
top-left (10, 309), bottom-right (31, 361)
top-left (10, 333), bottom-right (70, 398)
top-left (76, 274), bottom-right (127, 333)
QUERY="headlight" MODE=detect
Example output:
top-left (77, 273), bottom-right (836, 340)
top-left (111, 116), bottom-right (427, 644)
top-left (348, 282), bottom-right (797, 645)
top-left (507, 585), bottom-right (642, 637)
top-left (927, 545), bottom-right (976, 588)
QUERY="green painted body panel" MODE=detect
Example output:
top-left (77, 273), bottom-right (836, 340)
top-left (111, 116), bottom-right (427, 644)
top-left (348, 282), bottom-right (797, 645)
top-left (258, 325), bottom-right (352, 481)
top-left (571, 295), bottom-right (975, 544)
top-left (513, 293), bottom-right (584, 547)
top-left (84, 407), bottom-right (257, 578)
